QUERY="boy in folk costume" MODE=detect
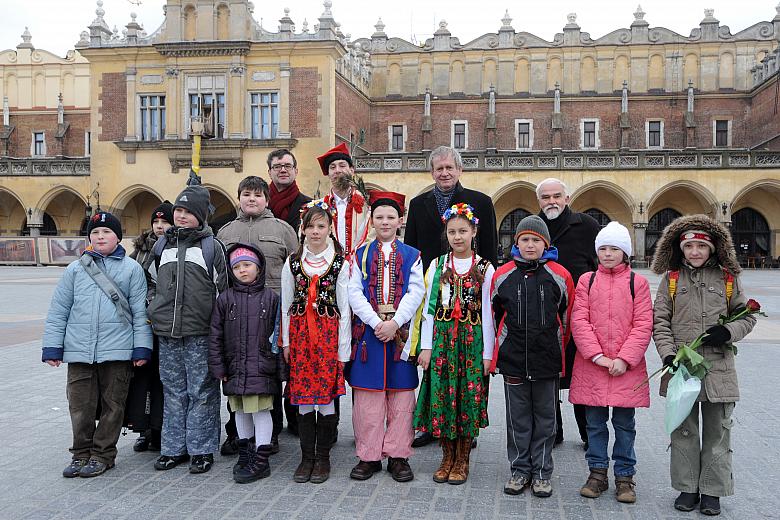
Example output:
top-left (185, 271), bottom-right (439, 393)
top-left (651, 215), bottom-right (756, 516)
top-left (318, 142), bottom-right (371, 261)
top-left (346, 192), bottom-right (425, 482)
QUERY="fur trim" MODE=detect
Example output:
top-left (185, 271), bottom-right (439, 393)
top-left (650, 214), bottom-right (741, 275)
top-left (132, 229), bottom-right (157, 253)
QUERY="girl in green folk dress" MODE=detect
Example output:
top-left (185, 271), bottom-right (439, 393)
top-left (414, 203), bottom-right (495, 485)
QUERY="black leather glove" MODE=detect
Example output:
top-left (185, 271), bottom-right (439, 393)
top-left (663, 355), bottom-right (676, 369)
top-left (701, 325), bottom-right (731, 347)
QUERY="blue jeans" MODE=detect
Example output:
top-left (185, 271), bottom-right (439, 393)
top-left (585, 406), bottom-right (637, 477)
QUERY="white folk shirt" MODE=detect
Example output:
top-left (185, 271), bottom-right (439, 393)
top-left (420, 255), bottom-right (496, 360)
top-left (348, 240), bottom-right (425, 330)
top-left (280, 241), bottom-right (352, 362)
top-left (331, 190), bottom-right (349, 250)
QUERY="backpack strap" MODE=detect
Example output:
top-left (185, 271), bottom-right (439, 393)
top-left (201, 235), bottom-right (215, 280)
top-left (152, 233), bottom-right (168, 273)
top-left (587, 271), bottom-right (596, 294)
top-left (629, 271), bottom-right (635, 300)
top-left (79, 255), bottom-right (132, 325)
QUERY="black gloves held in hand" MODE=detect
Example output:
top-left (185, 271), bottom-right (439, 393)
top-left (701, 325), bottom-right (731, 347)
top-left (663, 355), bottom-right (676, 369)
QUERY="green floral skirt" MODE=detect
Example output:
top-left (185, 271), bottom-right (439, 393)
top-left (413, 319), bottom-right (489, 439)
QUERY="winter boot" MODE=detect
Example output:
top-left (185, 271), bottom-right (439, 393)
top-left (674, 492), bottom-right (700, 512)
top-left (448, 436), bottom-right (472, 485)
top-left (310, 413), bottom-right (337, 484)
top-left (580, 468), bottom-right (609, 498)
top-left (233, 439), bottom-right (252, 475)
top-left (293, 412), bottom-right (316, 483)
top-left (234, 445), bottom-right (271, 484)
top-left (615, 476), bottom-right (637, 503)
top-left (700, 494), bottom-right (721, 516)
top-left (433, 438), bottom-right (456, 483)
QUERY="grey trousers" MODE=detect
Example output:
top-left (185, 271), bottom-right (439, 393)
top-left (504, 377), bottom-right (558, 480)
top-left (67, 361), bottom-right (133, 464)
top-left (159, 336), bottom-right (221, 457)
top-left (671, 401), bottom-right (735, 497)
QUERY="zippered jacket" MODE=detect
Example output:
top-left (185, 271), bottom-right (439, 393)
top-left (42, 246), bottom-right (153, 363)
top-left (147, 225), bottom-right (229, 338)
top-left (490, 255), bottom-right (574, 379)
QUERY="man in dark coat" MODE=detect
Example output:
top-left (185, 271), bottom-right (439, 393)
top-left (267, 149), bottom-right (312, 232)
top-left (404, 145), bottom-right (498, 447)
top-left (536, 178), bottom-right (600, 448)
top-left (405, 146), bottom-right (498, 269)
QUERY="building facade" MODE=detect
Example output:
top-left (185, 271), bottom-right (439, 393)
top-left (1, 1), bottom-right (779, 266)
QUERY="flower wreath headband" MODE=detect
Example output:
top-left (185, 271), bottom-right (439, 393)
top-left (442, 202), bottom-right (479, 226)
top-left (299, 199), bottom-right (337, 221)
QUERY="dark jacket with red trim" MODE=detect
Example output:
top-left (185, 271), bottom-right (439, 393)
top-left (490, 250), bottom-right (575, 380)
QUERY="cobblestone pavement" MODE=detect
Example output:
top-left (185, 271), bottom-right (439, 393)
top-left (1, 267), bottom-right (779, 519)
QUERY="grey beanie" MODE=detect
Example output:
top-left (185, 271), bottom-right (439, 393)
top-left (514, 215), bottom-right (551, 247)
top-left (173, 184), bottom-right (210, 226)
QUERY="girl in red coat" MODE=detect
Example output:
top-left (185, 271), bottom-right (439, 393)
top-left (569, 222), bottom-right (653, 504)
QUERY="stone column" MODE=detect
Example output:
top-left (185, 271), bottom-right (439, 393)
top-left (633, 222), bottom-right (647, 267)
top-left (227, 65), bottom-right (246, 139)
top-left (278, 63), bottom-right (291, 138)
top-left (125, 67), bottom-right (137, 141)
top-left (165, 67), bottom-right (179, 139)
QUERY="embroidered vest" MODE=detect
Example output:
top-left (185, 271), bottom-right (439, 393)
top-left (289, 254), bottom-right (345, 319)
top-left (432, 255), bottom-right (491, 325)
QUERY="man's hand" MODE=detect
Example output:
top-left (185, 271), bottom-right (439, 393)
top-left (283, 346), bottom-right (290, 363)
top-left (609, 358), bottom-right (628, 377)
top-left (375, 319), bottom-right (400, 343)
top-left (483, 358), bottom-right (491, 376)
top-left (45, 360), bottom-right (61, 367)
top-left (417, 350), bottom-right (432, 370)
top-left (595, 356), bottom-right (614, 371)
top-left (133, 360), bottom-right (147, 367)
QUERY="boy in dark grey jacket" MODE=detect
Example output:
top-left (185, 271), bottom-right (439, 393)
top-left (147, 183), bottom-right (229, 474)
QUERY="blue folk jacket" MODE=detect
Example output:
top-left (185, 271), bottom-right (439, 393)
top-left (42, 245), bottom-right (153, 363)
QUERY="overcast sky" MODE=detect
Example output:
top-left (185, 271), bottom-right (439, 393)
top-left (1, 0), bottom-right (777, 58)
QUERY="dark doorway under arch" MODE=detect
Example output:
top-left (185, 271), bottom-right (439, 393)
top-left (21, 213), bottom-right (58, 236)
top-left (731, 208), bottom-right (770, 259)
top-left (584, 208), bottom-right (611, 228)
top-left (645, 208), bottom-right (682, 258)
top-left (498, 208), bottom-right (532, 264)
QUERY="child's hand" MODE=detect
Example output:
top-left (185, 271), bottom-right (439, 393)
top-left (45, 360), bottom-right (61, 367)
top-left (595, 356), bottom-right (614, 370)
top-left (483, 359), bottom-right (491, 376)
top-left (609, 358), bottom-right (628, 377)
top-left (133, 360), bottom-right (147, 367)
top-left (221, 376), bottom-right (228, 382)
top-left (283, 346), bottom-right (290, 363)
top-left (375, 320), bottom-right (399, 343)
top-left (417, 350), bottom-right (432, 370)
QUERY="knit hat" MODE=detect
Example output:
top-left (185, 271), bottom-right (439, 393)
top-left (87, 211), bottom-right (123, 241)
top-left (150, 200), bottom-right (174, 226)
top-left (229, 247), bottom-right (260, 268)
top-left (173, 185), bottom-right (210, 226)
top-left (595, 221), bottom-right (632, 258)
top-left (680, 229), bottom-right (715, 253)
top-left (514, 215), bottom-right (550, 247)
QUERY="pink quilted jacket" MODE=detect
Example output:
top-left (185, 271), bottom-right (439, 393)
top-left (569, 263), bottom-right (652, 408)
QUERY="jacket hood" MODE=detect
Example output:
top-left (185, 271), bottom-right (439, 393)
top-left (166, 224), bottom-right (213, 243)
top-left (237, 208), bottom-right (274, 221)
top-left (226, 242), bottom-right (267, 289)
top-left (650, 214), bottom-right (740, 275)
top-left (133, 229), bottom-right (157, 252)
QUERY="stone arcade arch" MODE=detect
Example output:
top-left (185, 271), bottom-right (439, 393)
top-left (112, 186), bottom-right (164, 238)
top-left (0, 188), bottom-right (26, 237)
top-left (492, 181), bottom-right (538, 264)
top-left (206, 186), bottom-right (237, 234)
top-left (646, 181), bottom-right (717, 219)
top-left (731, 179), bottom-right (780, 259)
top-left (569, 181), bottom-right (634, 227)
top-left (36, 187), bottom-right (88, 236)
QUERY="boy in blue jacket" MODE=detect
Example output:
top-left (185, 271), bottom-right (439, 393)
top-left (43, 211), bottom-right (153, 478)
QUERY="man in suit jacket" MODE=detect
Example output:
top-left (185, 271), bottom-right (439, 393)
top-left (405, 146), bottom-right (498, 270)
top-left (267, 149), bottom-right (312, 232)
top-left (403, 145), bottom-right (498, 448)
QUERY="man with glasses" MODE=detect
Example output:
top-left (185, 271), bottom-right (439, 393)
top-left (267, 149), bottom-right (312, 232)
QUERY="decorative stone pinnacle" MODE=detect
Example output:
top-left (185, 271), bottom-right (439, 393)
top-left (21, 27), bottom-right (32, 43)
top-left (634, 5), bottom-right (645, 21)
top-left (555, 81), bottom-right (560, 89)
top-left (439, 20), bottom-right (448, 30)
top-left (284, 7), bottom-right (290, 15)
top-left (704, 8), bottom-right (714, 18)
top-left (322, 0), bottom-right (333, 17)
top-left (131, 12), bottom-right (137, 22)
top-left (501, 10), bottom-right (512, 28)
top-left (776, 2), bottom-right (780, 15)
top-left (302, 19), bottom-right (309, 32)
top-left (375, 17), bottom-right (385, 33)
top-left (96, 0), bottom-right (105, 18)
top-left (567, 13), bottom-right (577, 24)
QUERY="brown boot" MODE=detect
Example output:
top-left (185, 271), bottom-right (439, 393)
top-left (580, 468), bottom-right (609, 498)
top-left (293, 412), bottom-right (316, 483)
top-left (432, 438), bottom-right (456, 483)
top-left (310, 413), bottom-right (337, 484)
top-left (447, 436), bottom-right (472, 485)
top-left (615, 476), bottom-right (636, 503)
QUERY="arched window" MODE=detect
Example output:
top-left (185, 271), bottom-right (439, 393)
top-left (731, 208), bottom-right (770, 258)
top-left (646, 208), bottom-right (681, 257)
top-left (584, 208), bottom-right (611, 228)
top-left (498, 208), bottom-right (532, 264)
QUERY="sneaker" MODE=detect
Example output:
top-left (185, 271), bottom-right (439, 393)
top-left (700, 494), bottom-right (720, 516)
top-left (220, 437), bottom-right (239, 456)
top-left (503, 474), bottom-right (531, 495)
top-left (154, 454), bottom-right (190, 471)
top-left (189, 454), bottom-right (214, 474)
top-left (674, 492), bottom-right (700, 512)
top-left (79, 459), bottom-right (113, 478)
top-left (532, 478), bottom-right (553, 498)
top-left (62, 458), bottom-right (88, 478)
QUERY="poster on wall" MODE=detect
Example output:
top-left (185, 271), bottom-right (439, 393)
top-left (49, 238), bottom-right (87, 264)
top-left (0, 238), bottom-right (37, 264)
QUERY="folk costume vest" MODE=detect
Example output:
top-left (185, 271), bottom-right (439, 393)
top-left (347, 239), bottom-right (420, 391)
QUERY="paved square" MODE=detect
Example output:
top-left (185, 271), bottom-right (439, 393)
top-left (1, 267), bottom-right (779, 519)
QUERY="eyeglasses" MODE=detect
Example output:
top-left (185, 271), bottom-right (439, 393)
top-left (270, 163), bottom-right (295, 171)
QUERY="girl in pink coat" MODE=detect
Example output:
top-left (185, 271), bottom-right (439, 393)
top-left (569, 222), bottom-right (652, 504)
